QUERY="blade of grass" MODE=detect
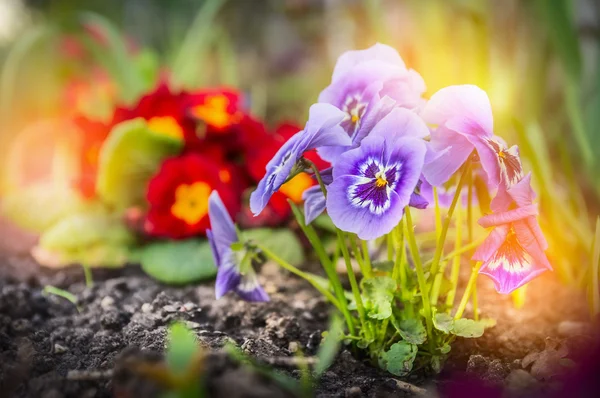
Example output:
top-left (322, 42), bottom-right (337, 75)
top-left (171, 0), bottom-right (227, 89)
top-left (590, 217), bottom-right (600, 316)
top-left (79, 12), bottom-right (146, 103)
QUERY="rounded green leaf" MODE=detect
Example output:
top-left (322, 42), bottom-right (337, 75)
top-left (96, 118), bottom-right (183, 210)
top-left (379, 341), bottom-right (418, 377)
top-left (392, 318), bottom-right (427, 345)
top-left (242, 228), bottom-right (305, 265)
top-left (138, 239), bottom-right (217, 284)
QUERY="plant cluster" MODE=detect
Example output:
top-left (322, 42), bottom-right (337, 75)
top-left (2, 16), bottom-right (317, 283)
top-left (207, 44), bottom-right (552, 375)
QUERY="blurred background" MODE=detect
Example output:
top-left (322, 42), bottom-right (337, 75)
top-left (0, 0), bottom-right (599, 290)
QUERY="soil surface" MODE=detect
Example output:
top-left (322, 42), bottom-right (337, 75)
top-left (1, 218), bottom-right (598, 398)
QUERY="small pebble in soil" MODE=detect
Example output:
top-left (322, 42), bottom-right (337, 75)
top-left (140, 303), bottom-right (153, 313)
top-left (344, 386), bottom-right (363, 397)
top-left (53, 343), bottom-right (68, 354)
top-left (100, 296), bottom-right (115, 310)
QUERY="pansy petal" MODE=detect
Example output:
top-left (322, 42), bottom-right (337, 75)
top-left (236, 272), bottom-right (270, 302)
top-left (421, 85), bottom-right (493, 137)
top-left (215, 255), bottom-right (241, 299)
top-left (331, 43), bottom-right (407, 82)
top-left (350, 95), bottom-right (398, 145)
top-left (207, 229), bottom-right (220, 266)
top-left (208, 191), bottom-right (238, 252)
top-left (303, 185), bottom-right (327, 225)
top-left (380, 69), bottom-right (427, 110)
top-left (513, 218), bottom-right (551, 270)
top-left (472, 224), bottom-right (510, 262)
top-left (369, 107), bottom-right (430, 143)
top-left (409, 191), bottom-right (429, 209)
top-left (422, 126), bottom-right (473, 186)
top-left (478, 204), bottom-right (538, 228)
top-left (479, 261), bottom-right (547, 295)
top-left (327, 175), bottom-right (405, 240)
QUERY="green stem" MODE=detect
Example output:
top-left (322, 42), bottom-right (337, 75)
top-left (361, 240), bottom-right (373, 278)
top-left (404, 207), bottom-right (434, 342)
top-left (337, 230), bottom-right (367, 329)
top-left (454, 262), bottom-right (482, 319)
top-left (256, 243), bottom-right (342, 311)
top-left (429, 159), bottom-right (472, 281)
top-left (82, 264), bottom-right (93, 288)
top-left (445, 201), bottom-right (463, 310)
top-left (472, 282), bottom-right (479, 321)
top-left (433, 186), bottom-right (442, 241)
top-left (288, 201), bottom-right (355, 335)
top-left (350, 236), bottom-right (370, 278)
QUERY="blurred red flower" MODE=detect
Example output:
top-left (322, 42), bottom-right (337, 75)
top-left (72, 116), bottom-right (111, 198)
top-left (240, 122), bottom-right (330, 226)
top-left (186, 87), bottom-right (244, 135)
top-left (145, 153), bottom-right (239, 239)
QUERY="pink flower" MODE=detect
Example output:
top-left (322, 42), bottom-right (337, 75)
top-left (473, 174), bottom-right (551, 294)
top-left (421, 85), bottom-right (523, 190)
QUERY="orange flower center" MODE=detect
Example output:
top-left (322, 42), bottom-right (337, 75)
top-left (280, 172), bottom-right (314, 203)
top-left (171, 182), bottom-right (211, 225)
top-left (147, 116), bottom-right (184, 140)
top-left (219, 169), bottom-right (231, 183)
top-left (191, 95), bottom-right (241, 129)
top-left (374, 171), bottom-right (388, 188)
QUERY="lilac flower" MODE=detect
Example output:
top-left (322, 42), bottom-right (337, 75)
top-left (473, 174), bottom-right (551, 294)
top-left (317, 43), bottom-right (426, 162)
top-left (208, 191), bottom-right (269, 302)
top-left (421, 85), bottom-right (523, 190)
top-left (326, 109), bottom-right (428, 239)
top-left (249, 103), bottom-right (351, 216)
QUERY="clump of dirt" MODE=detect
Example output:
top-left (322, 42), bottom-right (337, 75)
top-left (0, 218), bottom-right (598, 397)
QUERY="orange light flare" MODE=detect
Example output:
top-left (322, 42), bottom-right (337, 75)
top-left (2, 118), bottom-right (84, 196)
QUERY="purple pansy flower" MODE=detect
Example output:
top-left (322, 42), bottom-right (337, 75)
top-left (317, 43), bottom-right (426, 162)
top-left (249, 103), bottom-right (351, 216)
top-left (326, 109), bottom-right (428, 239)
top-left (473, 174), bottom-right (551, 294)
top-left (304, 108), bottom-right (429, 225)
top-left (421, 85), bottom-right (523, 190)
top-left (208, 191), bottom-right (269, 302)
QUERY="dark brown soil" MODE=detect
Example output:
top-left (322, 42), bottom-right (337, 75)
top-left (1, 218), bottom-right (598, 398)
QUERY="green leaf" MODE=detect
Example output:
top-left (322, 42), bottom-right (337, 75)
top-left (40, 206), bottom-right (133, 251)
top-left (35, 205), bottom-right (135, 268)
top-left (392, 318), bottom-right (427, 345)
top-left (96, 118), bottom-right (183, 210)
top-left (314, 315), bottom-right (343, 377)
top-left (379, 341), bottom-right (417, 377)
top-left (166, 322), bottom-right (201, 374)
top-left (433, 312), bottom-right (454, 334)
top-left (243, 228), bottom-right (305, 265)
top-left (452, 318), bottom-right (485, 338)
top-left (1, 184), bottom-right (86, 233)
top-left (361, 276), bottom-right (396, 320)
top-left (138, 239), bottom-right (217, 284)
top-left (372, 260), bottom-right (394, 273)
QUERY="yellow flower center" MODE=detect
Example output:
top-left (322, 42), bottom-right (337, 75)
top-left (147, 116), bottom-right (184, 140)
top-left (191, 95), bottom-right (241, 129)
top-left (280, 172), bottom-right (314, 203)
top-left (498, 150), bottom-right (506, 159)
top-left (375, 171), bottom-right (388, 188)
top-left (171, 182), bottom-right (211, 225)
top-left (351, 113), bottom-right (360, 124)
